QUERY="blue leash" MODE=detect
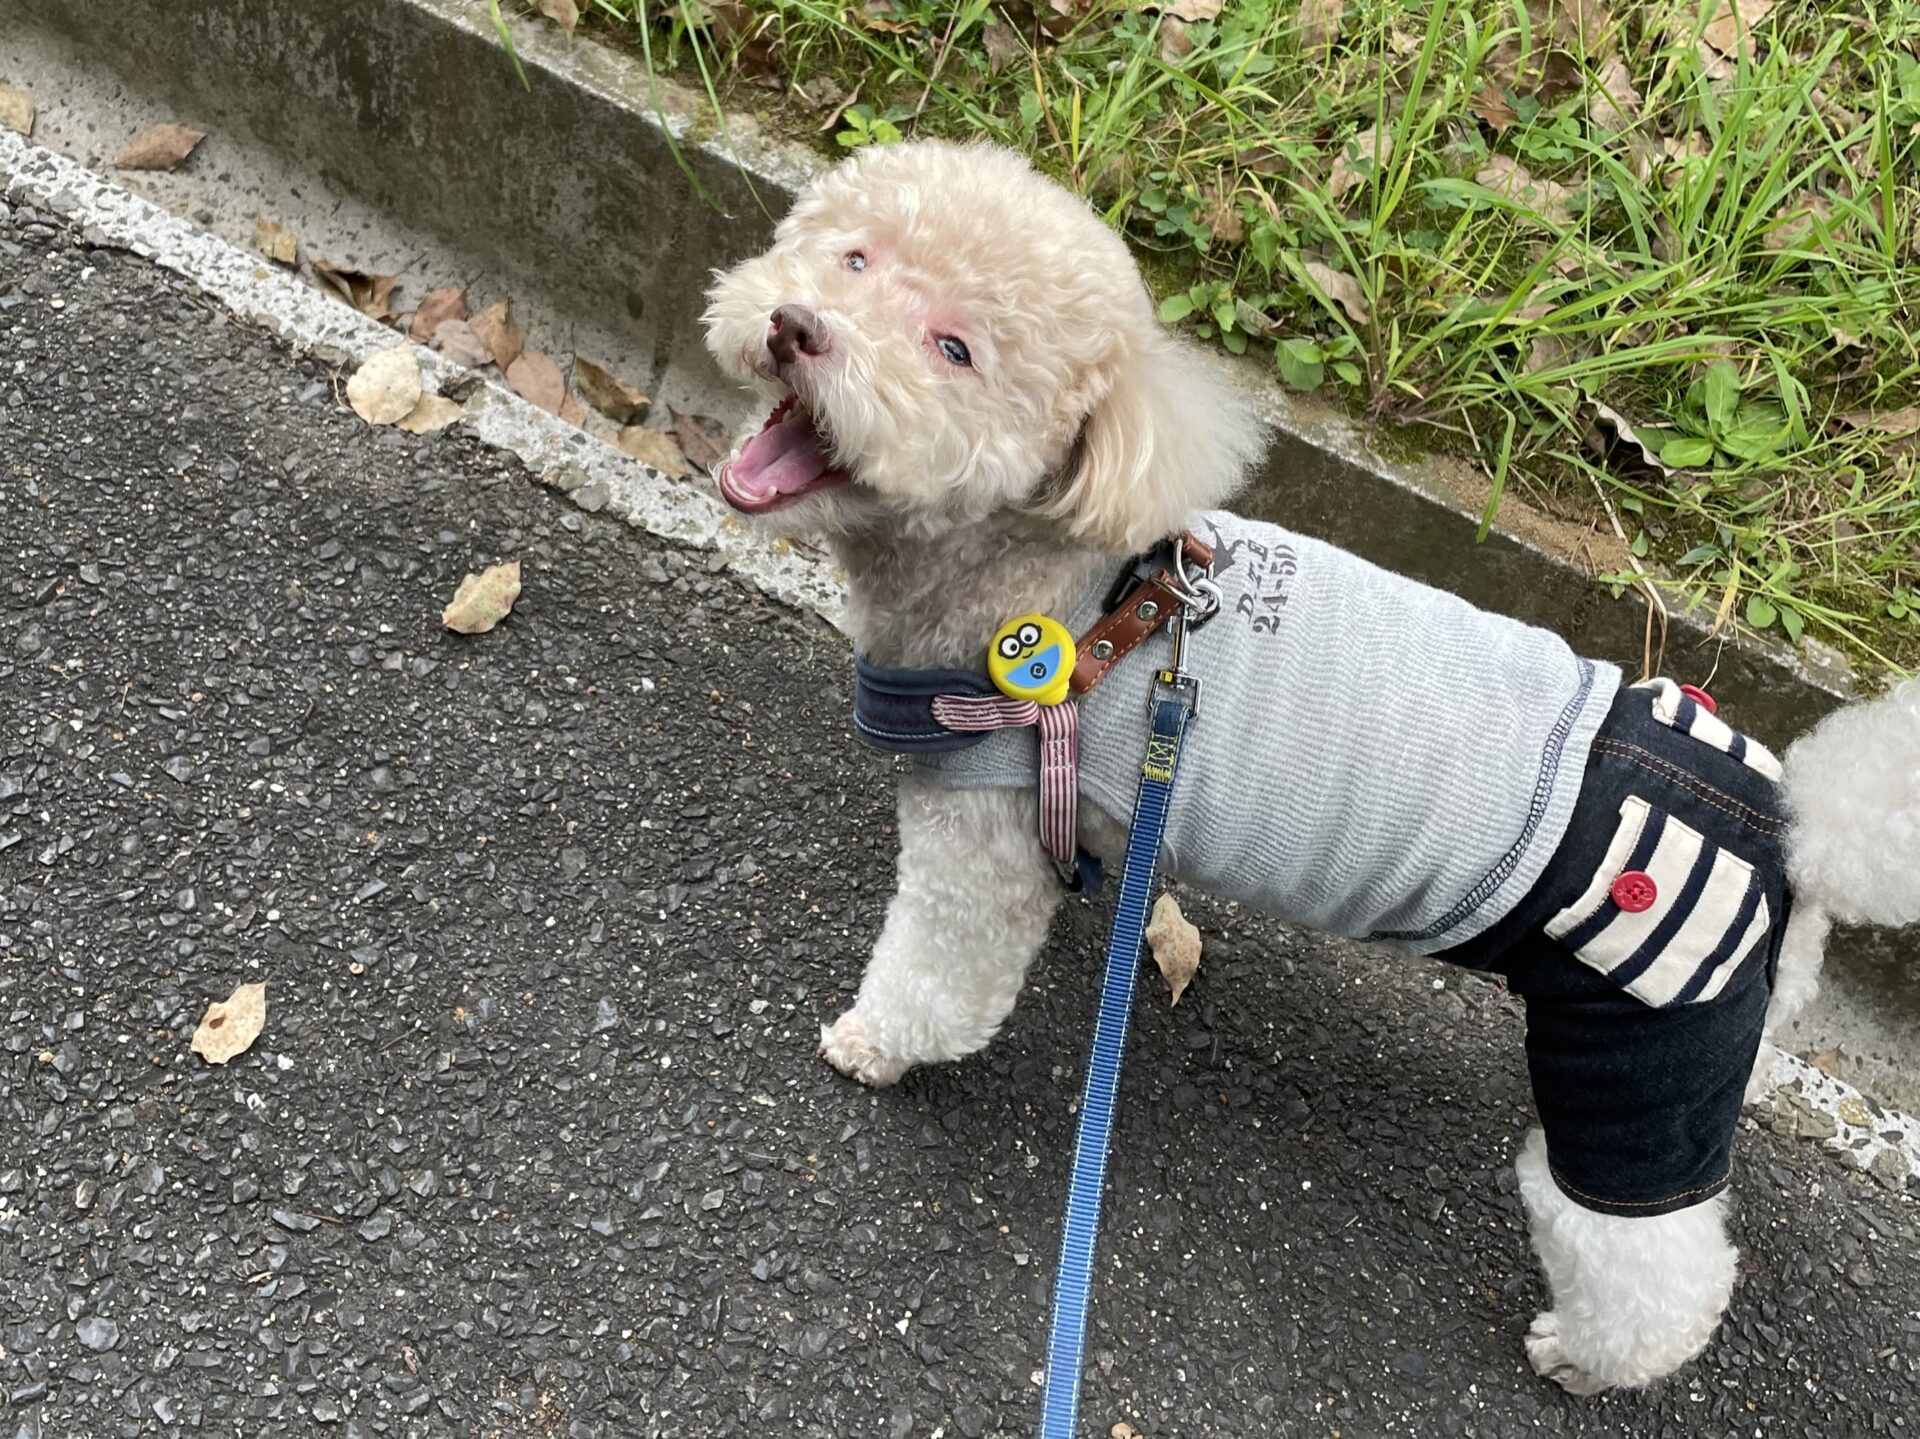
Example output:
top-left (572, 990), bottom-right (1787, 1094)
top-left (1038, 665), bottom-right (1199, 1438)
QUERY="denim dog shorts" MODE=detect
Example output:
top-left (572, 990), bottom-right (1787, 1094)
top-left (1442, 679), bottom-right (1791, 1217)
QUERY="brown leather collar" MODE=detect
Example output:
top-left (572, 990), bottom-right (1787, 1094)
top-left (1069, 531), bottom-right (1214, 697)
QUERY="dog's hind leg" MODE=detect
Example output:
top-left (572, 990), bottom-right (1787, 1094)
top-left (1516, 1130), bottom-right (1735, 1393)
top-left (820, 779), bottom-right (1060, 1086)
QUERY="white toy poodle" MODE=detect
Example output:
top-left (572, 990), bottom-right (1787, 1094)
top-left (702, 140), bottom-right (1920, 1394)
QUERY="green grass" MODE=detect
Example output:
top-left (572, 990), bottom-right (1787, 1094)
top-left (573, 0), bottom-right (1920, 675)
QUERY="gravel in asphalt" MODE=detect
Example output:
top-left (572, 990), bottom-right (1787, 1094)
top-left (1, 197), bottom-right (1916, 1439)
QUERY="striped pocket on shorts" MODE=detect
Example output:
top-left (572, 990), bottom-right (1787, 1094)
top-left (1639, 678), bottom-right (1782, 781)
top-left (1545, 795), bottom-right (1772, 1008)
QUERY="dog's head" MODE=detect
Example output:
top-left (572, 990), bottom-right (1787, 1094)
top-left (703, 141), bottom-right (1263, 550)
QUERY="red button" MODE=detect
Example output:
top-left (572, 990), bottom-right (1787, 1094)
top-left (1679, 683), bottom-right (1716, 714)
top-left (1612, 871), bottom-right (1658, 913)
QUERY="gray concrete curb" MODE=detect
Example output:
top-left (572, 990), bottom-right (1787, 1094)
top-left (7, 117), bottom-right (1915, 1203)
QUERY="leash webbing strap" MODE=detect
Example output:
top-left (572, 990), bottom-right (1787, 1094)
top-left (1038, 679), bottom-right (1197, 1439)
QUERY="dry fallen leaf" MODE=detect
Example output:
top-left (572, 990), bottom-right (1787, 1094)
top-left (470, 301), bottom-right (524, 371)
top-left (396, 393), bottom-right (464, 435)
top-left (983, 20), bottom-right (1025, 71)
top-left (1762, 194), bottom-right (1832, 253)
top-left (1700, 0), bottom-right (1774, 57)
top-left (1525, 333), bottom-right (1571, 375)
top-left (1480, 36), bottom-right (1584, 109)
top-left (432, 317), bottom-right (493, 369)
top-left (1328, 125), bottom-right (1392, 201)
top-left (671, 411), bottom-right (735, 474)
top-left (1476, 155), bottom-right (1576, 227)
top-left (1298, 0), bottom-right (1345, 56)
top-left (313, 260), bottom-right (398, 321)
top-left (408, 285), bottom-right (467, 342)
top-left (506, 350), bottom-right (567, 416)
top-left (1807, 1046), bottom-right (1845, 1078)
top-left (191, 980), bottom-right (267, 1065)
top-left (538, 0), bottom-right (580, 34)
top-left (1469, 84), bottom-right (1519, 132)
top-left (1157, 15), bottom-right (1195, 62)
top-left (253, 215), bottom-right (298, 266)
top-left (345, 344), bottom-right (424, 427)
top-left (1585, 399), bottom-right (1673, 480)
top-left (1588, 57), bottom-right (1642, 130)
top-left (115, 122), bottom-right (207, 172)
top-left (1111, 1426), bottom-right (1142, 1439)
top-left (442, 560), bottom-right (523, 635)
top-left (1301, 259), bottom-right (1369, 323)
top-left (559, 391), bottom-right (588, 429)
top-left (617, 424), bottom-right (692, 478)
top-left (1146, 894), bottom-right (1201, 1005)
top-left (0, 81), bottom-right (34, 138)
top-left (1167, 0), bottom-right (1222, 19)
top-left (1836, 406), bottom-right (1920, 437)
top-left (1552, 0), bottom-right (1615, 55)
top-left (573, 357), bottom-right (649, 424)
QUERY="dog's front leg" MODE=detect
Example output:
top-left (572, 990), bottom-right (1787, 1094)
top-left (820, 778), bottom-right (1060, 1086)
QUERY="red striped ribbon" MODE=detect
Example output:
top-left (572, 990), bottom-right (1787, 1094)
top-left (930, 694), bottom-right (1080, 867)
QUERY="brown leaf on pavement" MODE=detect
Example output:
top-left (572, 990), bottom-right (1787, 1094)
top-left (0, 82), bottom-right (34, 138)
top-left (253, 215), bottom-right (298, 266)
top-left (346, 344), bottom-right (424, 427)
top-left (1146, 894), bottom-right (1202, 1006)
top-left (396, 393), bottom-right (465, 435)
top-left (559, 391), bottom-right (588, 429)
top-left (442, 560), bottom-right (523, 635)
top-left (312, 260), bottom-right (398, 321)
top-left (506, 350), bottom-right (567, 415)
top-left (573, 357), bottom-right (649, 424)
top-left (538, 0), bottom-right (580, 34)
top-left (616, 424), bottom-right (692, 478)
top-left (191, 980), bottom-right (267, 1065)
top-left (670, 411), bottom-right (734, 474)
top-left (408, 285), bottom-right (467, 342)
top-left (115, 122), bottom-right (207, 172)
top-left (1807, 1047), bottom-right (1845, 1078)
top-left (470, 301), bottom-right (524, 371)
top-left (431, 318), bottom-right (492, 369)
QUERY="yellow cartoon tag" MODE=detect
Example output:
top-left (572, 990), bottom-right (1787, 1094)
top-left (988, 613), bottom-right (1076, 707)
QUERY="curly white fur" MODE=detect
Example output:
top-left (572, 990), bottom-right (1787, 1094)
top-left (1516, 1130), bottom-right (1735, 1393)
top-left (1766, 682), bottom-right (1920, 1032)
top-left (701, 140), bottom-right (1920, 1397)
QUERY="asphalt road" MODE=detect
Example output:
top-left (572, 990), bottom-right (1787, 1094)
top-left (1, 196), bottom-right (1917, 1439)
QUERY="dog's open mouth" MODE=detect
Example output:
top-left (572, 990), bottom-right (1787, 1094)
top-left (716, 396), bottom-right (852, 514)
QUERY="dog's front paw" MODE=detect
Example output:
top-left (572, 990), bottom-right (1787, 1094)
top-left (819, 1011), bottom-right (911, 1087)
top-left (1525, 1312), bottom-right (1612, 1395)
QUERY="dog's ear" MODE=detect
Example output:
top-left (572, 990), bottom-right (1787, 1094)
top-left (1039, 331), bottom-right (1265, 552)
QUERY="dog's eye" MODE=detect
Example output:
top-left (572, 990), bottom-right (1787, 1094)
top-left (845, 251), bottom-right (867, 272)
top-left (937, 336), bottom-right (972, 368)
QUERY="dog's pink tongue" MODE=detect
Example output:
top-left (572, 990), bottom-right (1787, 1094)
top-left (731, 405), bottom-right (832, 497)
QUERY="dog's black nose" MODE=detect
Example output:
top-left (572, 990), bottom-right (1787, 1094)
top-left (768, 305), bottom-right (829, 366)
